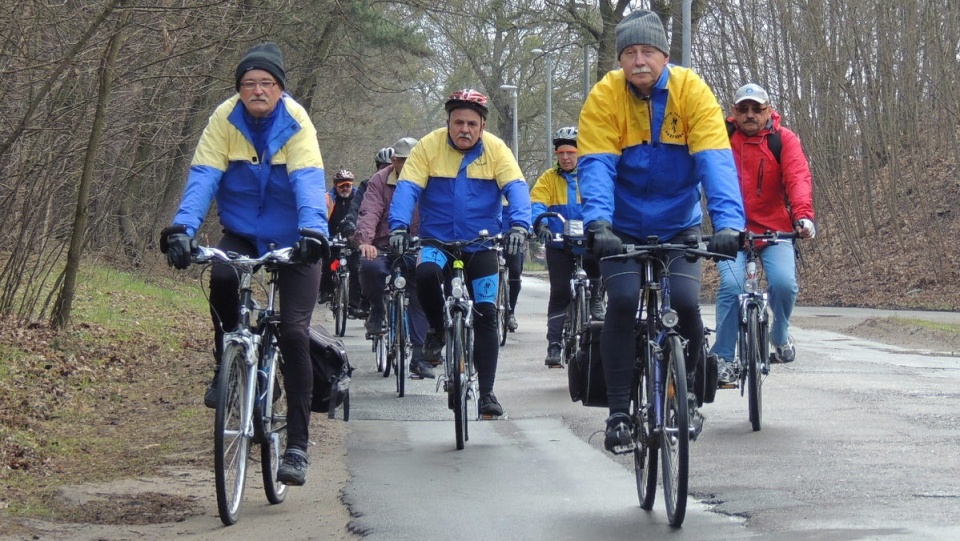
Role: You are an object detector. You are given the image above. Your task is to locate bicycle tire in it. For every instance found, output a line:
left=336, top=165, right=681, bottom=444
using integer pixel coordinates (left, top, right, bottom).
left=377, top=333, right=390, bottom=378
left=333, top=274, right=348, bottom=337
left=661, top=334, right=689, bottom=527
left=497, top=270, right=509, bottom=346
left=746, top=305, right=763, bottom=431
left=633, top=332, right=658, bottom=510
left=568, top=282, right=587, bottom=365
left=394, top=294, right=407, bottom=397
left=259, top=345, right=288, bottom=505
left=452, top=311, right=467, bottom=450
left=215, top=343, right=250, bottom=526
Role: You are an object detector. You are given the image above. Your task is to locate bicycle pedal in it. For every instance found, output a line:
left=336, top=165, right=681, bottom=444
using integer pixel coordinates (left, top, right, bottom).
left=408, top=374, right=425, bottom=380
left=479, top=413, right=507, bottom=421
left=610, top=442, right=637, bottom=454
left=718, top=383, right=738, bottom=390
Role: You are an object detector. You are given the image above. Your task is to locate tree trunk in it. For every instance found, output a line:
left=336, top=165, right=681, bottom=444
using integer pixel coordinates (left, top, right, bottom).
left=51, top=9, right=127, bottom=329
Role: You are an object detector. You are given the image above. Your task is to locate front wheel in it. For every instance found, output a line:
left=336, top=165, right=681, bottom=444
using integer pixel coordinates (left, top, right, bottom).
left=332, top=274, right=348, bottom=337
left=450, top=311, right=467, bottom=450
left=746, top=305, right=764, bottom=431
left=661, top=334, right=689, bottom=527
left=215, top=343, right=251, bottom=526
left=496, top=272, right=509, bottom=346
left=393, top=295, right=407, bottom=397
left=633, top=336, right=658, bottom=510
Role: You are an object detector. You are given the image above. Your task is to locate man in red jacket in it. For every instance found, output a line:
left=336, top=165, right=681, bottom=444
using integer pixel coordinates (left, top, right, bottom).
left=713, top=83, right=816, bottom=384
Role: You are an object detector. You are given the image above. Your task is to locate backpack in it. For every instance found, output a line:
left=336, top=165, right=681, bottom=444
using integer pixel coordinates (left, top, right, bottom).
left=726, top=119, right=781, bottom=164
left=567, top=321, right=608, bottom=408
left=309, top=325, right=353, bottom=419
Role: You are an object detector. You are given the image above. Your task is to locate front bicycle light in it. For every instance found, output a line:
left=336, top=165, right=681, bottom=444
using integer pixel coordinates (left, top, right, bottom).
left=661, top=308, right=680, bottom=328
left=451, top=276, right=465, bottom=299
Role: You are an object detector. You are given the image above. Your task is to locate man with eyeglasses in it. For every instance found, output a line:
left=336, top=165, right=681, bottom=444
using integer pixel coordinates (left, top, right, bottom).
left=160, top=43, right=328, bottom=487
left=712, top=83, right=816, bottom=385
left=577, top=10, right=745, bottom=454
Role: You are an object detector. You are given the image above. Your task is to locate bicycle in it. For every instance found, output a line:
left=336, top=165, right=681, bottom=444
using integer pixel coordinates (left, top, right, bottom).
left=327, top=234, right=352, bottom=337
left=423, top=232, right=499, bottom=450
left=602, top=236, right=730, bottom=527
left=533, top=211, right=592, bottom=368
left=381, top=241, right=422, bottom=396
left=191, top=234, right=328, bottom=526
left=725, top=230, right=800, bottom=431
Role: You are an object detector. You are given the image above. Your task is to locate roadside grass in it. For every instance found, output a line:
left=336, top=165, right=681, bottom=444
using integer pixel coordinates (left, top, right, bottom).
left=891, top=317, right=960, bottom=335
left=0, top=262, right=213, bottom=527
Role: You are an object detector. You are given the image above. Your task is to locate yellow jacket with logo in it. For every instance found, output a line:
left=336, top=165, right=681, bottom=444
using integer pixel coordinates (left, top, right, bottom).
left=578, top=65, right=744, bottom=239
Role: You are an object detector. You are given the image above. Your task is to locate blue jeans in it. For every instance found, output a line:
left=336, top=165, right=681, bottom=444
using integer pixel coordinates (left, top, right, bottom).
left=712, top=241, right=798, bottom=362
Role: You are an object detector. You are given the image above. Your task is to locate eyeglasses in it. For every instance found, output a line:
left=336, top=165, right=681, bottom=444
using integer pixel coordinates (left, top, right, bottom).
left=240, top=80, right=278, bottom=91
left=736, top=103, right=768, bottom=115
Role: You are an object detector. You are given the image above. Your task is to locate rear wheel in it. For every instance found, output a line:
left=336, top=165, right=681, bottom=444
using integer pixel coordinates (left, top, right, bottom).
left=661, top=334, right=689, bottom=527
left=746, top=306, right=763, bottom=431
left=377, top=333, right=389, bottom=377
left=215, top=343, right=250, bottom=526
left=259, top=347, right=288, bottom=505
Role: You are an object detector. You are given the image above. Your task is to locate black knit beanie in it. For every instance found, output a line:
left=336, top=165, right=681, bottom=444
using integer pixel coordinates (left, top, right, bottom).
left=235, top=43, right=286, bottom=91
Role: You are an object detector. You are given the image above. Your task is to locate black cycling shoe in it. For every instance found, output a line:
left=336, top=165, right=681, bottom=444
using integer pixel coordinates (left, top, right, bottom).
left=479, top=392, right=504, bottom=418
left=604, top=413, right=636, bottom=454
left=544, top=342, right=562, bottom=367
left=203, top=370, right=219, bottom=409
left=277, top=447, right=309, bottom=486
left=422, top=329, right=445, bottom=365
left=506, top=314, right=518, bottom=332
left=409, top=358, right=436, bottom=379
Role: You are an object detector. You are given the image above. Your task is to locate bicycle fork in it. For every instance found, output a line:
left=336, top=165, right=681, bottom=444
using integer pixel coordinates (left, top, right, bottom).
left=224, top=329, right=261, bottom=443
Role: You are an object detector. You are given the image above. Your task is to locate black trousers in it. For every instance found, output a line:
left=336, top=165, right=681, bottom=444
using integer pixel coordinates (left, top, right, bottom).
left=209, top=232, right=321, bottom=451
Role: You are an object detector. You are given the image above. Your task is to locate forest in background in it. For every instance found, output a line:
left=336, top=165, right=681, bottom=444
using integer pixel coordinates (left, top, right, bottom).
left=2, top=0, right=959, bottom=325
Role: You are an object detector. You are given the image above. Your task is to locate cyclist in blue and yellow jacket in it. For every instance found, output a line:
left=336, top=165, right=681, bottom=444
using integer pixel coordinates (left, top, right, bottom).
left=578, top=11, right=745, bottom=454
left=388, top=89, right=531, bottom=418
left=530, top=126, right=603, bottom=367
left=160, top=43, right=327, bottom=487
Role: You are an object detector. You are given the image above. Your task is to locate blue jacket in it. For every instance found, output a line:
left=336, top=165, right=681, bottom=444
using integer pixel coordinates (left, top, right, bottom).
left=172, top=94, right=328, bottom=255
left=389, top=127, right=531, bottom=251
left=578, top=65, right=744, bottom=240
left=530, top=166, right=582, bottom=249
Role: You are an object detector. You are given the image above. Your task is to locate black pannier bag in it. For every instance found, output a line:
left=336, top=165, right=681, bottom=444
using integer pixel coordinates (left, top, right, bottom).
left=309, top=325, right=353, bottom=420
left=567, top=320, right=608, bottom=407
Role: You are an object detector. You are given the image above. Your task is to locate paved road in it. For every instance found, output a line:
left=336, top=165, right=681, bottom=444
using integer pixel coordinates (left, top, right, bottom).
left=335, top=277, right=960, bottom=540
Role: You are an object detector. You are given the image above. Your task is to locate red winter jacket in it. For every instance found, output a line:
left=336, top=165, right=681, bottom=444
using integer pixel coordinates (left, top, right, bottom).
left=727, top=110, right=814, bottom=235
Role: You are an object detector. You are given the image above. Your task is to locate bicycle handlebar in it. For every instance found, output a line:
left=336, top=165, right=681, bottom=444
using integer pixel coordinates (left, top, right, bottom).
left=420, top=231, right=501, bottom=254
left=603, top=237, right=734, bottom=264
left=193, top=245, right=296, bottom=267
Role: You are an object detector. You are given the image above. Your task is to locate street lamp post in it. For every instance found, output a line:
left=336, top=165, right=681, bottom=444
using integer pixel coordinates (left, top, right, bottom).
left=499, top=84, right=519, bottom=160
left=531, top=48, right=552, bottom=170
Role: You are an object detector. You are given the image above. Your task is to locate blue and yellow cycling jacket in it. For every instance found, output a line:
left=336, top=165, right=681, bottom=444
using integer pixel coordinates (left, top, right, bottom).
left=172, top=94, right=328, bottom=255
left=530, top=166, right=582, bottom=249
left=578, top=65, right=744, bottom=239
left=389, top=127, right=531, bottom=250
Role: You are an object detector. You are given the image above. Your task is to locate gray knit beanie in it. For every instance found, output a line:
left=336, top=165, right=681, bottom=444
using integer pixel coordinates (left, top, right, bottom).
left=235, top=43, right=286, bottom=91
left=616, top=10, right=669, bottom=58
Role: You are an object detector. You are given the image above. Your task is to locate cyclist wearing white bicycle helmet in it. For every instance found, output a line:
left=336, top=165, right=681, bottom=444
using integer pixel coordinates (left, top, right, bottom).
left=388, top=88, right=531, bottom=418
left=530, top=126, right=604, bottom=367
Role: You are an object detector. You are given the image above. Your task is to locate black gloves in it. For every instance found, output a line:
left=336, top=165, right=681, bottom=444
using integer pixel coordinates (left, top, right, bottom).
left=536, top=223, right=552, bottom=245
left=707, top=228, right=741, bottom=259
left=339, top=221, right=356, bottom=238
left=159, top=224, right=194, bottom=270
left=505, top=226, right=528, bottom=256
left=587, top=221, right=621, bottom=259
left=294, top=228, right=329, bottom=265
left=389, top=228, right=410, bottom=254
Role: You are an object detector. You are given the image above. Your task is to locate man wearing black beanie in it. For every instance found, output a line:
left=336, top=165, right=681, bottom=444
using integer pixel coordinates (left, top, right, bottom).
left=160, top=42, right=327, bottom=489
